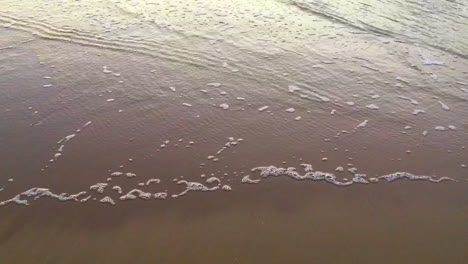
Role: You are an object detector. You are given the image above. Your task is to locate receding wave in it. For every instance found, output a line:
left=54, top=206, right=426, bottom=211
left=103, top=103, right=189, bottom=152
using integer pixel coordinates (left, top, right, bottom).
left=290, top=0, right=468, bottom=58
left=0, top=12, right=336, bottom=102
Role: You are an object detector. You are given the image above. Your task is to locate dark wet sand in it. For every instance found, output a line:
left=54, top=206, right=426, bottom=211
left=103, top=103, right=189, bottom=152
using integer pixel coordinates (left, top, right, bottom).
left=1, top=181, right=467, bottom=264
left=1, top=1, right=467, bottom=263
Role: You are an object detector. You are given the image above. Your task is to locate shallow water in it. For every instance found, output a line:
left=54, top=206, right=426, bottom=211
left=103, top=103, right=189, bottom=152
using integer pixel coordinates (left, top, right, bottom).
left=0, top=0, right=467, bottom=263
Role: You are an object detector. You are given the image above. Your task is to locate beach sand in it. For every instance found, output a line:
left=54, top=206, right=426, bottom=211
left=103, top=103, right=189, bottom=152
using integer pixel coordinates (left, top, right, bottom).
left=0, top=0, right=467, bottom=263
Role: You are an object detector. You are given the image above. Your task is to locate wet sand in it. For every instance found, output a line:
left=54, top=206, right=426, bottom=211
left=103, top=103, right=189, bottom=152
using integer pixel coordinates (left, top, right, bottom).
left=0, top=0, right=467, bottom=263
left=1, top=182, right=467, bottom=264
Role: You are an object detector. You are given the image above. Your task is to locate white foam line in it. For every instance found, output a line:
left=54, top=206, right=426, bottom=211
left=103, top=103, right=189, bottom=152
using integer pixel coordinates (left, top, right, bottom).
left=208, top=138, right=243, bottom=161
left=251, top=164, right=455, bottom=187
left=50, top=121, right=93, bottom=164
left=0, top=188, right=87, bottom=206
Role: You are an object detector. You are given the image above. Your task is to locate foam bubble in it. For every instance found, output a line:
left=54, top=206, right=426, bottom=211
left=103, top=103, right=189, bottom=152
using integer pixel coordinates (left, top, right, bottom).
left=335, top=166, right=344, bottom=172
left=206, top=177, right=221, bottom=184
left=80, top=195, right=92, bottom=203
left=89, top=183, right=108, bottom=193
left=356, top=120, right=368, bottom=129
left=288, top=85, right=300, bottom=93
left=285, top=108, right=295, bottom=113
left=418, top=49, right=444, bottom=66
left=438, top=101, right=450, bottom=111
left=398, top=96, right=419, bottom=105
left=258, top=106, right=269, bottom=112
left=154, top=192, right=168, bottom=199
left=83, top=121, right=92, bottom=128
left=222, top=185, right=232, bottom=191
left=112, top=186, right=123, bottom=194
left=220, top=103, right=229, bottom=110
left=146, top=179, right=161, bottom=185
left=369, top=178, right=379, bottom=183
left=58, top=134, right=76, bottom=144
left=396, top=76, right=409, bottom=84
left=366, top=104, right=379, bottom=110
left=125, top=172, right=137, bottom=178
left=241, top=175, right=260, bottom=184
left=316, top=95, right=330, bottom=102
left=182, top=103, right=193, bottom=107
left=412, top=109, right=425, bottom=115
left=102, top=66, right=112, bottom=73
left=120, top=189, right=152, bottom=201
left=99, top=196, right=115, bottom=205
left=172, top=180, right=219, bottom=198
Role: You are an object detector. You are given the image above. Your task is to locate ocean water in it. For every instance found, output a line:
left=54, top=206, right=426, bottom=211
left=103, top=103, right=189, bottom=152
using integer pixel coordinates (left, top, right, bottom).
left=0, top=0, right=467, bottom=263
